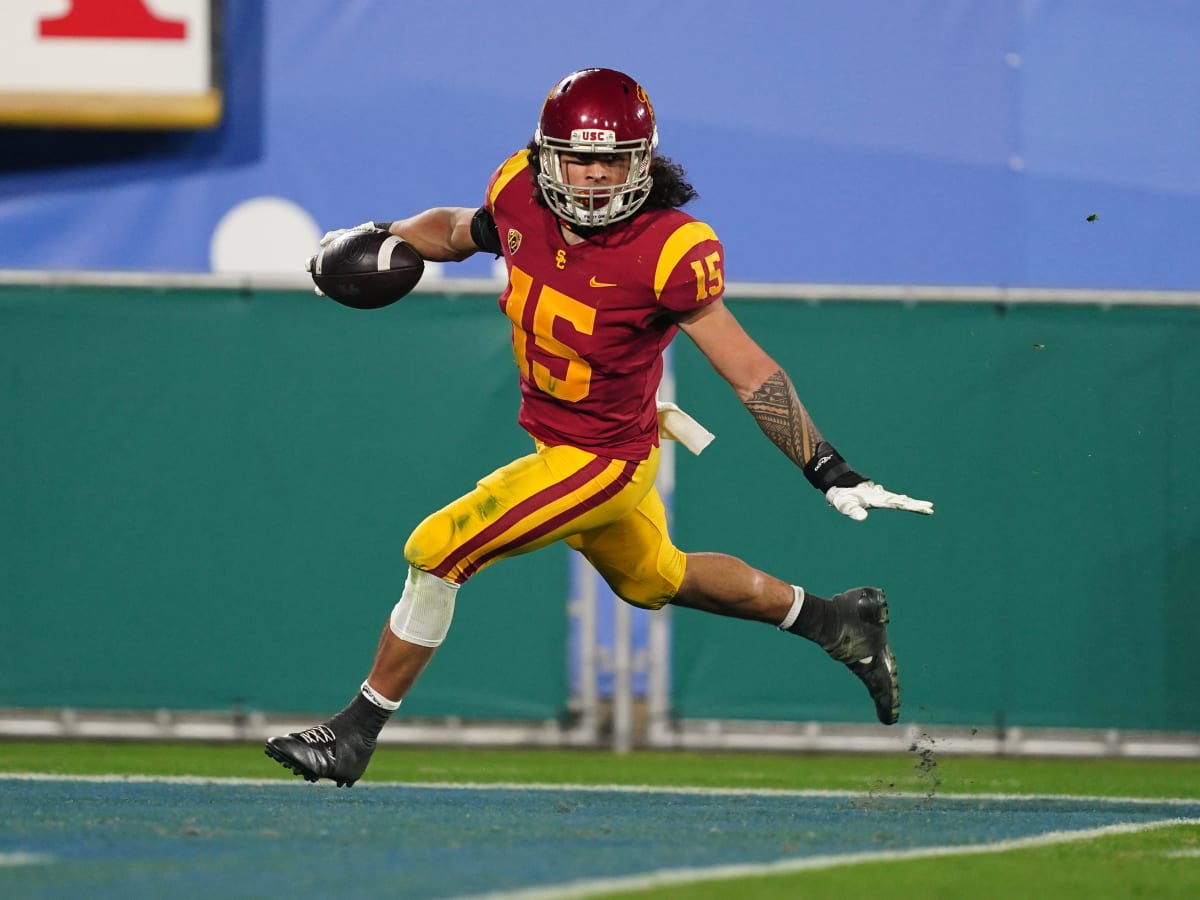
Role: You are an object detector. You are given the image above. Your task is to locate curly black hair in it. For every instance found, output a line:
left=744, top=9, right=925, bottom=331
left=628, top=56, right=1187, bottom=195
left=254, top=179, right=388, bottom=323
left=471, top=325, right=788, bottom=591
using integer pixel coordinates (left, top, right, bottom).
left=523, top=140, right=698, bottom=212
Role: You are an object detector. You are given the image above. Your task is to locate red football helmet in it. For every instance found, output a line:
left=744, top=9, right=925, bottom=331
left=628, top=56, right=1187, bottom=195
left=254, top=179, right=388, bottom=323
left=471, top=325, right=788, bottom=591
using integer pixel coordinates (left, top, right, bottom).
left=534, top=68, right=659, bottom=227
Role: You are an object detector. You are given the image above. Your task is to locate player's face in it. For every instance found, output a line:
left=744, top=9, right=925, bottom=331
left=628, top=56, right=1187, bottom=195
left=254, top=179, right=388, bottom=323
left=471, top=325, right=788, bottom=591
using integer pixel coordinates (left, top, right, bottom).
left=559, top=152, right=633, bottom=189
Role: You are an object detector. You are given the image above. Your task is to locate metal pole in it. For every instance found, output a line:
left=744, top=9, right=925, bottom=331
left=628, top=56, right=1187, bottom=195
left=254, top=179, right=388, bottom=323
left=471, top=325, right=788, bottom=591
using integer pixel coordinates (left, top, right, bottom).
left=569, top=554, right=600, bottom=744
left=611, top=590, right=633, bottom=753
left=645, top=346, right=676, bottom=747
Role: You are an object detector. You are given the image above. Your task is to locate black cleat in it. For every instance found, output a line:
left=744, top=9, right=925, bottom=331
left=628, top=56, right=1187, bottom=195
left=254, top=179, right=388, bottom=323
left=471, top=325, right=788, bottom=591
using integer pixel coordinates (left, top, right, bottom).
left=823, top=587, right=901, bottom=725
left=264, top=721, right=376, bottom=787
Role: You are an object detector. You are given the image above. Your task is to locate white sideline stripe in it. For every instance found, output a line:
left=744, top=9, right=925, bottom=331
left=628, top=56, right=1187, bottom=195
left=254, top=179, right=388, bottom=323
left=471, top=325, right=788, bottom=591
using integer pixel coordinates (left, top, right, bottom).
left=0, top=852, right=54, bottom=867
left=461, top=818, right=1200, bottom=900
left=2, top=772, right=1200, bottom=808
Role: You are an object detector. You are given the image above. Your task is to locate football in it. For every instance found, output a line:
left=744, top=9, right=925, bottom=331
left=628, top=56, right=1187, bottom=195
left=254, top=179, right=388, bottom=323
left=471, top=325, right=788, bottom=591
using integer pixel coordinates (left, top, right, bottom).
left=309, top=228, right=424, bottom=309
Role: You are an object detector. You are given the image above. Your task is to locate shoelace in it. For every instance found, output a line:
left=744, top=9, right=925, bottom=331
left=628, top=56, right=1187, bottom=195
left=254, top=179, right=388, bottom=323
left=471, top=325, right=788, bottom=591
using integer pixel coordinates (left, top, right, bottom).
left=295, top=724, right=336, bottom=745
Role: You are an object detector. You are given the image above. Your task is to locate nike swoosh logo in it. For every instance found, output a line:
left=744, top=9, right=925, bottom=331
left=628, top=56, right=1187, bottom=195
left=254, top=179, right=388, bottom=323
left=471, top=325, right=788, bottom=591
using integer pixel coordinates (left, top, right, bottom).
left=589, top=276, right=618, bottom=288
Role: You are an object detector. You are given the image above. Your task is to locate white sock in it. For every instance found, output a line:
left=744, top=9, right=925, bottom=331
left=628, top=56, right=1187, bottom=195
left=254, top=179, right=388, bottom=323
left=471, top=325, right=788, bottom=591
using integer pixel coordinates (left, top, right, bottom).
left=360, top=680, right=401, bottom=711
left=777, top=585, right=805, bottom=631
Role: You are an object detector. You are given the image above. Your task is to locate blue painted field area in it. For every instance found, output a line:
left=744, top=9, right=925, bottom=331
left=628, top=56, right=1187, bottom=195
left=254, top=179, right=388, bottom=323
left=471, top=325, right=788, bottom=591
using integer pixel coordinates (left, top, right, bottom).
left=2, top=777, right=1197, bottom=899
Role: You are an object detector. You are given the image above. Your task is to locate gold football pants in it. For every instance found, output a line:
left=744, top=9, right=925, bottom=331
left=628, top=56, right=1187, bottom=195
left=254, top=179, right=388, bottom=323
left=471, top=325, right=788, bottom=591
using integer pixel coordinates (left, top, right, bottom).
left=403, top=442, right=685, bottom=609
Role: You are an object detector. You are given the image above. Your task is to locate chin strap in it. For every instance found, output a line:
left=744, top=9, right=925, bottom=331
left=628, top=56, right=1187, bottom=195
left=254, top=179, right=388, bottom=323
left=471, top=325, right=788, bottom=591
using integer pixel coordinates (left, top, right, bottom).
left=559, top=218, right=607, bottom=240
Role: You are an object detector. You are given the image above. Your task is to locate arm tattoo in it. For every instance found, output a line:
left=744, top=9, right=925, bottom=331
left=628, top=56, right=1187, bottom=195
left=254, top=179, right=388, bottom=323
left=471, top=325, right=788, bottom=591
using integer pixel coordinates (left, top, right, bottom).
left=744, top=369, right=824, bottom=469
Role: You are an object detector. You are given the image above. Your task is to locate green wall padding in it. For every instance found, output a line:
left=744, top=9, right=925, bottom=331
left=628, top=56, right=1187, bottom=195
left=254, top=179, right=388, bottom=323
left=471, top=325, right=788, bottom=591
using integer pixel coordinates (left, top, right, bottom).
left=670, top=298, right=1200, bottom=730
left=0, top=285, right=567, bottom=719
left=4, top=285, right=1198, bottom=732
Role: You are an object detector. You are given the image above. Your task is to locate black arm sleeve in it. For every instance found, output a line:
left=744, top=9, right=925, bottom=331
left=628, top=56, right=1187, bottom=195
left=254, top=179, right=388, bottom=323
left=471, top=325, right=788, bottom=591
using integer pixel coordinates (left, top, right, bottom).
left=470, top=206, right=503, bottom=258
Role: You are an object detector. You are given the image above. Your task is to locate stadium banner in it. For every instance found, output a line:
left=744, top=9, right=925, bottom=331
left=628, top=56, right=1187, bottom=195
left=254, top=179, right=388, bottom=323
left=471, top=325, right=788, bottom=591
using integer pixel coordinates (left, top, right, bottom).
left=0, top=2, right=1199, bottom=288
left=0, top=0, right=221, bottom=128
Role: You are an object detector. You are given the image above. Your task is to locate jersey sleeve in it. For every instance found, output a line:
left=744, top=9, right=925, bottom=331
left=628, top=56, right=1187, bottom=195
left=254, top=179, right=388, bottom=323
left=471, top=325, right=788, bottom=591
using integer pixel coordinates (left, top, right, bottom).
left=652, top=220, right=725, bottom=315
left=484, top=150, right=533, bottom=214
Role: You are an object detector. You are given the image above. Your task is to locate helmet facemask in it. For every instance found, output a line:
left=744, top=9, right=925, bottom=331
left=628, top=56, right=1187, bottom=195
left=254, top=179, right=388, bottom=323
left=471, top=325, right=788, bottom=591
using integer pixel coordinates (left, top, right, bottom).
left=535, top=130, right=656, bottom=227
left=533, top=68, right=660, bottom=228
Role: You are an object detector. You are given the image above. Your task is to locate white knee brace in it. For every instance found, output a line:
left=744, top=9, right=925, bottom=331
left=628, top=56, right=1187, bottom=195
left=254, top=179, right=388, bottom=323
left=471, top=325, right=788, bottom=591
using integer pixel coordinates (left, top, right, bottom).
left=389, top=566, right=459, bottom=647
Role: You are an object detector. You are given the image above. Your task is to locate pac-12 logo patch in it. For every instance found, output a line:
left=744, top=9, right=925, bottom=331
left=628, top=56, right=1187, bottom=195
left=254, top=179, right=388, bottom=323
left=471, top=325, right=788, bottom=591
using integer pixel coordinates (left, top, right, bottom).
left=507, top=228, right=522, bottom=254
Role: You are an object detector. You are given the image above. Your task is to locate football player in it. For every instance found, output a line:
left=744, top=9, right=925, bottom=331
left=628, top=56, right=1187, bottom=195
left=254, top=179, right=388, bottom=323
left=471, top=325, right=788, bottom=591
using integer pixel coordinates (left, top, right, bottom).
left=266, top=67, right=933, bottom=786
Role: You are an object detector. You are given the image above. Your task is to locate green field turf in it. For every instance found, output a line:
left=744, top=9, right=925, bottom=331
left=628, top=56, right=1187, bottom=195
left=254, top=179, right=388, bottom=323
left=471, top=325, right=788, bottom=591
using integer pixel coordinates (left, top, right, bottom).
left=3, top=740, right=1199, bottom=899
left=2, top=740, right=1197, bottom=798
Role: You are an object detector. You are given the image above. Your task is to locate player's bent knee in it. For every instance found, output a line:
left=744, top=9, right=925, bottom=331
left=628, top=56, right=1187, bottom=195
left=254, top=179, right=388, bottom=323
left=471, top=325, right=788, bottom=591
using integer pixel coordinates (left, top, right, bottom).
left=390, top=566, right=459, bottom=647
left=613, top=582, right=674, bottom=611
left=589, top=557, right=681, bottom=611
left=622, top=592, right=672, bottom=611
left=403, top=511, right=457, bottom=572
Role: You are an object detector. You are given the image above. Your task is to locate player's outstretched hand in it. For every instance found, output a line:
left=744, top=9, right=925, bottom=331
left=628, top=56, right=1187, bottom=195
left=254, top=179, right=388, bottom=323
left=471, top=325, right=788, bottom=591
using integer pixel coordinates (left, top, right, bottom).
left=825, top=481, right=934, bottom=522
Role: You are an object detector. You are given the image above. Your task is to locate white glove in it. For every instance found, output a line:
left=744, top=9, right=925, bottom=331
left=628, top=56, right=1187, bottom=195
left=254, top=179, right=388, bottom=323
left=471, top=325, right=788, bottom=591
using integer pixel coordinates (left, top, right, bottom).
left=302, top=251, right=323, bottom=296
left=306, top=222, right=388, bottom=295
left=825, top=481, right=934, bottom=522
left=319, top=221, right=382, bottom=247
left=655, top=401, right=715, bottom=455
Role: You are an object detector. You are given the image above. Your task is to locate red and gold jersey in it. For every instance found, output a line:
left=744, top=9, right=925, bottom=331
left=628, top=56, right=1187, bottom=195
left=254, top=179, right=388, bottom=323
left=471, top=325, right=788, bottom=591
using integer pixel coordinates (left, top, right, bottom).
left=485, top=150, right=725, bottom=460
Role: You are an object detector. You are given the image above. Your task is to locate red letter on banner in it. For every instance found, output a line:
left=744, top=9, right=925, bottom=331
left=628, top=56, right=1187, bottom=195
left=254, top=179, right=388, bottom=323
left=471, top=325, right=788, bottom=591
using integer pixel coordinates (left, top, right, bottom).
left=40, top=0, right=187, bottom=40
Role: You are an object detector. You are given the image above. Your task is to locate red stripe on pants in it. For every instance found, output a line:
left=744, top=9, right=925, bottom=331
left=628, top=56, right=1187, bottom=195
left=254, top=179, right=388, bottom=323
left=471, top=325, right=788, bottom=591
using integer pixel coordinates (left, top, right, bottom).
left=458, top=458, right=639, bottom=580
left=428, top=455, right=614, bottom=581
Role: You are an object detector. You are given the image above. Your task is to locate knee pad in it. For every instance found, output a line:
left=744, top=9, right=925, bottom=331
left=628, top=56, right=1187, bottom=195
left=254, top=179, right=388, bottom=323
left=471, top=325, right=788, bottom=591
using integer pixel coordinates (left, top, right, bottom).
left=390, top=566, right=459, bottom=647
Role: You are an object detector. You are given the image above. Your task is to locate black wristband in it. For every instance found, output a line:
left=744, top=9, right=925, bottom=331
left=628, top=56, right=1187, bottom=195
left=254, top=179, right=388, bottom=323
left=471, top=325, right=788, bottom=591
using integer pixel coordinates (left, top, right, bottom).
left=803, top=441, right=866, bottom=492
left=372, top=221, right=394, bottom=232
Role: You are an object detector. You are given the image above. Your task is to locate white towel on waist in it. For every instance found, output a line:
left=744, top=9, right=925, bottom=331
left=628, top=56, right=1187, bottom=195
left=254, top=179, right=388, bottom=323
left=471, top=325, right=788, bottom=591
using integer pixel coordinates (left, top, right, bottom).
left=655, top=401, right=715, bottom=455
